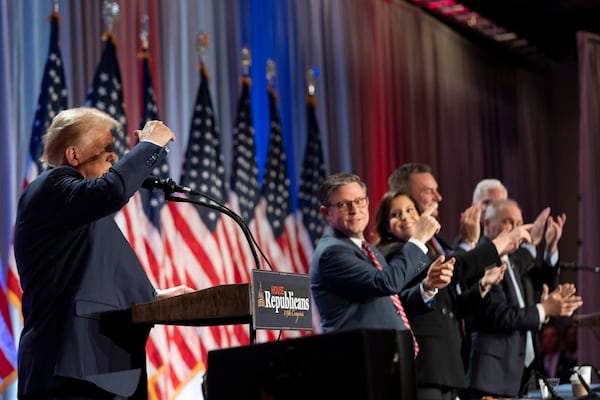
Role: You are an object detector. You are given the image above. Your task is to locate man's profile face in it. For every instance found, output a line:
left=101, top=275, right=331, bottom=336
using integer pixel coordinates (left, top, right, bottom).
left=409, top=172, right=442, bottom=218
left=484, top=202, right=523, bottom=240
left=73, top=127, right=117, bottom=179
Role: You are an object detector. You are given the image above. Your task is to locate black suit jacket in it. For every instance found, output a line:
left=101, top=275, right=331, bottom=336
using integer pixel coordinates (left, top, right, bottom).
left=14, top=142, right=166, bottom=397
left=467, top=248, right=559, bottom=397
left=381, top=239, right=501, bottom=389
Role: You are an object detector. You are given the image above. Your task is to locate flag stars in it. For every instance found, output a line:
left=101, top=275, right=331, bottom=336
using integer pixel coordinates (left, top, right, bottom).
left=179, top=71, right=227, bottom=231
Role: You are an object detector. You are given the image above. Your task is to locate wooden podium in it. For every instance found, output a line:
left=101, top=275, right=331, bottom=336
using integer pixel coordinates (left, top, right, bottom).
left=132, top=283, right=253, bottom=327
left=132, top=286, right=416, bottom=399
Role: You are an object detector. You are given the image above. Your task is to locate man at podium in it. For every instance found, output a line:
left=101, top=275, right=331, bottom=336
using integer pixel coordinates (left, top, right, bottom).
left=14, top=107, right=190, bottom=399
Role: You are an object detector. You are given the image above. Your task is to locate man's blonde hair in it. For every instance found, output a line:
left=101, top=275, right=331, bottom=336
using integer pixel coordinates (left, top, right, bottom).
left=42, top=107, right=120, bottom=166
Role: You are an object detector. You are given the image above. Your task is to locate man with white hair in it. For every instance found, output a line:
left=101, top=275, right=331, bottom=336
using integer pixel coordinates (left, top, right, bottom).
left=466, top=198, right=577, bottom=399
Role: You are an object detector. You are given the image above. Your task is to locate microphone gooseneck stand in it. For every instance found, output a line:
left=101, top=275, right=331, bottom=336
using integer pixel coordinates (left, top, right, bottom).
left=166, top=194, right=264, bottom=273
left=163, top=186, right=272, bottom=345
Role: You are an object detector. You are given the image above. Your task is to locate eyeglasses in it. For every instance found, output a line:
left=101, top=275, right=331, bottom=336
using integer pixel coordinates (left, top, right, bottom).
left=325, top=196, right=369, bottom=211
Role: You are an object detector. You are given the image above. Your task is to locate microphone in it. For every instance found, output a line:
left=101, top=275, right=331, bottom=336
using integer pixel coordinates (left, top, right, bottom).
left=142, top=176, right=197, bottom=195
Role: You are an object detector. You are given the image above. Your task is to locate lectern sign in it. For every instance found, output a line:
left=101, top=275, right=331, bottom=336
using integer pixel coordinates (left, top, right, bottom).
left=251, top=270, right=312, bottom=330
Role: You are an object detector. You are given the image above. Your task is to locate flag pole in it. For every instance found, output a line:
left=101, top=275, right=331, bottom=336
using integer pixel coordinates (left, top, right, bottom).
left=241, top=47, right=251, bottom=78
left=266, top=58, right=276, bottom=89
left=306, top=68, right=317, bottom=97
left=140, top=14, right=149, bottom=52
left=102, top=0, right=119, bottom=36
left=196, top=32, right=209, bottom=66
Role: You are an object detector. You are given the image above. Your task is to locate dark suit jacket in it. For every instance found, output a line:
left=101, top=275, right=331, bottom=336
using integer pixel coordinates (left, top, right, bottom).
left=382, top=239, right=501, bottom=390
left=466, top=248, right=559, bottom=397
left=14, top=142, right=166, bottom=398
left=310, top=227, right=431, bottom=333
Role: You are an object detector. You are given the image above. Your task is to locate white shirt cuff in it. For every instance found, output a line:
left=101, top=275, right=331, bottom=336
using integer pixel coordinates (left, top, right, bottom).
left=408, top=238, right=428, bottom=254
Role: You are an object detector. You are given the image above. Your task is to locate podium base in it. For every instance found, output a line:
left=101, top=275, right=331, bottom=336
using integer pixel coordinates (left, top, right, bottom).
left=206, top=329, right=416, bottom=400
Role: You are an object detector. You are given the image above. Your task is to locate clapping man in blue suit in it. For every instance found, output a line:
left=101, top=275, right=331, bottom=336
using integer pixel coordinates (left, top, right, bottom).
left=14, top=107, right=192, bottom=399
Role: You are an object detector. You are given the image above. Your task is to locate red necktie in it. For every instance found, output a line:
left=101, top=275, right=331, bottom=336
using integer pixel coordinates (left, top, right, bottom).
left=362, top=240, right=419, bottom=357
left=430, top=236, right=445, bottom=255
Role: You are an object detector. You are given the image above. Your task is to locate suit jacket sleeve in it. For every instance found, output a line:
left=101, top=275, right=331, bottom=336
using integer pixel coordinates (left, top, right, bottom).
left=46, top=141, right=166, bottom=229
left=315, top=236, right=430, bottom=298
left=401, top=281, right=435, bottom=315
left=476, top=279, right=541, bottom=333
left=453, top=237, right=502, bottom=286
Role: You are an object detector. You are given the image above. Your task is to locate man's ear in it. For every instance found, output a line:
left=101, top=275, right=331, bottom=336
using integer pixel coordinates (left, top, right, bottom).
left=64, top=145, right=79, bottom=167
left=320, top=205, right=329, bottom=219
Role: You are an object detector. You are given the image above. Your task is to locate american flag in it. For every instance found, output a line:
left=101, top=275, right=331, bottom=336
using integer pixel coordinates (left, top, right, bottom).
left=84, top=33, right=128, bottom=158
left=262, top=88, right=291, bottom=240
left=230, top=78, right=260, bottom=226
left=298, top=94, right=327, bottom=248
left=297, top=93, right=327, bottom=334
left=161, top=63, right=254, bottom=397
left=251, top=87, right=290, bottom=276
left=134, top=48, right=171, bottom=400
left=227, top=77, right=263, bottom=283
left=0, top=261, right=17, bottom=393
left=253, top=87, right=313, bottom=340
left=169, top=62, right=230, bottom=289
left=5, top=11, right=68, bottom=391
left=138, top=54, right=170, bottom=231
left=179, top=64, right=227, bottom=231
left=227, top=78, right=282, bottom=344
left=133, top=50, right=169, bottom=284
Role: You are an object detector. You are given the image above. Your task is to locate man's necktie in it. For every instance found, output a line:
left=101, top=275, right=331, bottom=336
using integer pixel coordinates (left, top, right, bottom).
left=362, top=240, right=419, bottom=357
left=504, top=256, right=535, bottom=366
left=430, top=236, right=446, bottom=255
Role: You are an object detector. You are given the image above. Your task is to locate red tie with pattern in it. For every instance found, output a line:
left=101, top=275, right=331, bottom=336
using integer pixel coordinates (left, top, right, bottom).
left=362, top=240, right=419, bottom=357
